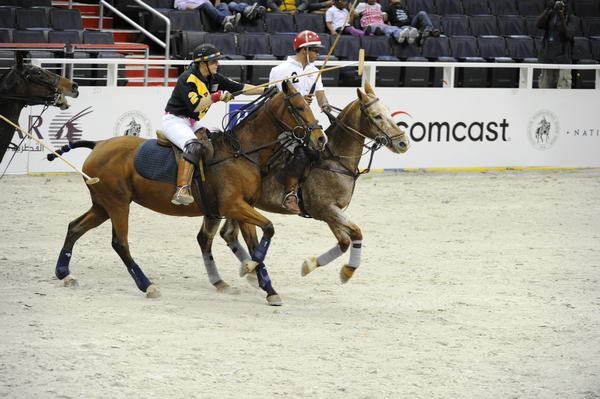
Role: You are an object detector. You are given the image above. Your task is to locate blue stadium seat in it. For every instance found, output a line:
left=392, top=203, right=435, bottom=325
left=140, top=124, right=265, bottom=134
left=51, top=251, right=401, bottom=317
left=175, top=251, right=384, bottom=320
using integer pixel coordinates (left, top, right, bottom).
left=333, top=35, right=361, bottom=60
left=497, top=15, right=528, bottom=36
left=0, top=7, right=15, bottom=29
left=48, top=29, right=81, bottom=44
left=239, top=32, right=275, bottom=84
left=441, top=15, right=470, bottom=36
left=13, top=28, right=46, bottom=42
left=0, top=28, right=12, bottom=42
left=16, top=7, right=49, bottom=30
left=506, top=35, right=537, bottom=62
left=526, top=16, right=544, bottom=37
left=489, top=0, right=519, bottom=16
left=270, top=32, right=295, bottom=58
left=570, top=15, right=584, bottom=37
left=572, top=36, right=597, bottom=63
left=422, top=36, right=455, bottom=60
left=582, top=17, right=600, bottom=36
left=469, top=15, right=498, bottom=36
left=0, top=0, right=18, bottom=6
left=462, top=0, right=490, bottom=15
left=393, top=41, right=422, bottom=59
left=237, top=16, right=266, bottom=33
left=294, top=13, right=325, bottom=33
left=591, top=36, right=600, bottom=60
left=169, top=9, right=203, bottom=31
left=407, top=0, right=437, bottom=14
left=205, top=32, right=239, bottom=56
left=50, top=8, right=83, bottom=31
left=22, top=0, right=51, bottom=7
left=573, top=0, right=600, bottom=17
left=265, top=13, right=294, bottom=33
left=449, top=35, right=487, bottom=87
left=362, top=35, right=393, bottom=59
left=375, top=56, right=401, bottom=87
left=519, top=0, right=545, bottom=16
left=434, top=0, right=463, bottom=15
left=478, top=35, right=509, bottom=61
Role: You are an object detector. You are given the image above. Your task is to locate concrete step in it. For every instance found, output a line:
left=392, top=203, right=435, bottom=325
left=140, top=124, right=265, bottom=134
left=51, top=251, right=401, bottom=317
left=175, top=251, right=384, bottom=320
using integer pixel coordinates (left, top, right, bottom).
left=111, top=30, right=139, bottom=43
left=53, top=2, right=100, bottom=16
left=83, top=15, right=113, bottom=29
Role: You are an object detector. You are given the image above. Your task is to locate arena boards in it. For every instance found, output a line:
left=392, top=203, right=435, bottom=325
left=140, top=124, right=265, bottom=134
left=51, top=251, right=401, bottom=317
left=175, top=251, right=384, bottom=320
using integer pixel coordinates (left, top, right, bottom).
left=2, top=86, right=600, bottom=174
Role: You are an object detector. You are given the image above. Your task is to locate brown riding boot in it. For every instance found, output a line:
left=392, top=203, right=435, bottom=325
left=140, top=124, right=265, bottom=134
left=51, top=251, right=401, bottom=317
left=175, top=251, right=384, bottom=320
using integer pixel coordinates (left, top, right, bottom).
left=171, top=158, right=195, bottom=206
left=282, top=178, right=301, bottom=214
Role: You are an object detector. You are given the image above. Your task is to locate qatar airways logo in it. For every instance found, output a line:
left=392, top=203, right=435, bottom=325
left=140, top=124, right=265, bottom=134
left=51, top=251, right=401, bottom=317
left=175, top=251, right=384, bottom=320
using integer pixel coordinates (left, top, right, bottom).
left=392, top=111, right=511, bottom=143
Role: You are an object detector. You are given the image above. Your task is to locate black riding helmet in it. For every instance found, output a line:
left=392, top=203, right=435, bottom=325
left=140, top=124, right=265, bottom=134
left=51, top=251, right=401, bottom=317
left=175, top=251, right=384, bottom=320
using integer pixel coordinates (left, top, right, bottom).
left=193, top=44, right=222, bottom=63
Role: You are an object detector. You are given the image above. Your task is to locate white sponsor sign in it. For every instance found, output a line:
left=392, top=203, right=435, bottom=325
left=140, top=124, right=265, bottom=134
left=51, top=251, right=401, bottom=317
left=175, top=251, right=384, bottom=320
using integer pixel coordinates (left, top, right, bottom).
left=1, top=86, right=599, bottom=175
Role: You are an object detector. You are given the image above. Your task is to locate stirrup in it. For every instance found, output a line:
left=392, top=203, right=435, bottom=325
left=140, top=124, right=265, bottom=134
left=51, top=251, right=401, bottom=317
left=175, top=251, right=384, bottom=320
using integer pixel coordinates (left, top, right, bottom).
left=282, top=191, right=300, bottom=214
left=171, top=185, right=194, bottom=206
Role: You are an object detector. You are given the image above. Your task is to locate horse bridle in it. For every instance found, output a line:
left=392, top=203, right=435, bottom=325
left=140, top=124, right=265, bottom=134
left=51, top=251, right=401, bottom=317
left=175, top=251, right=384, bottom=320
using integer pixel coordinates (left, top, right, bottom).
left=272, top=90, right=323, bottom=144
left=0, top=65, right=63, bottom=107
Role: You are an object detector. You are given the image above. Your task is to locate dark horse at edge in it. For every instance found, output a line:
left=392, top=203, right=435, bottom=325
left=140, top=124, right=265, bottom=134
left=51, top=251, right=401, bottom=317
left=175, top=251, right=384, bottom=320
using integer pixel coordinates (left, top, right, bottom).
left=0, top=51, right=79, bottom=163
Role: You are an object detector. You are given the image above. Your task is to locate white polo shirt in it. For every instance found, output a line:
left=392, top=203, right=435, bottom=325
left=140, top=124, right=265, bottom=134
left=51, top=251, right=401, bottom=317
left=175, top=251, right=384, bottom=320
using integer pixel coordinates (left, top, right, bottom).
left=269, top=56, right=324, bottom=96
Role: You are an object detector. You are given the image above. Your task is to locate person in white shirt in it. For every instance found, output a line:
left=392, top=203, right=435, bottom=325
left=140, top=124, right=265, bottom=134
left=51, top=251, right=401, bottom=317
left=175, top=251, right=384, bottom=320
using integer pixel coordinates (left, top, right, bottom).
left=325, top=0, right=364, bottom=35
left=268, top=30, right=332, bottom=213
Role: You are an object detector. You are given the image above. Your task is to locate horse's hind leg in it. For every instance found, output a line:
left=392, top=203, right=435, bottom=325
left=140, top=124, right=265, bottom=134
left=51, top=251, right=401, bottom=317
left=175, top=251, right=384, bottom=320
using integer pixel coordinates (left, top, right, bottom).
left=108, top=204, right=159, bottom=298
left=302, top=207, right=363, bottom=283
left=55, top=203, right=109, bottom=286
left=197, top=217, right=237, bottom=293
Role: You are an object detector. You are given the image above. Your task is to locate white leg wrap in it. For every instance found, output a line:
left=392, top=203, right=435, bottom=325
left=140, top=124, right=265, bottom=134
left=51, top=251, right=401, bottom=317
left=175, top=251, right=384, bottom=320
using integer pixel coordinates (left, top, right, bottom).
left=203, top=253, right=222, bottom=285
left=316, top=245, right=344, bottom=267
left=348, top=240, right=362, bottom=268
left=227, top=240, right=251, bottom=262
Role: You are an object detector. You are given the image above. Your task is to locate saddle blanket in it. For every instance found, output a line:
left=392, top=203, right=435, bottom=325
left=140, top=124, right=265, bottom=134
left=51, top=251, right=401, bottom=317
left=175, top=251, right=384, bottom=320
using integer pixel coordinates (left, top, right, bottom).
left=133, top=139, right=177, bottom=184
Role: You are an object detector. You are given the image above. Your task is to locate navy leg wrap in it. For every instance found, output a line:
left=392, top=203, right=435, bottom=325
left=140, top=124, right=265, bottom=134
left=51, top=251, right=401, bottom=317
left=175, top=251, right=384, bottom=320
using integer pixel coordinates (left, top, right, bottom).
left=255, top=263, right=275, bottom=294
left=251, top=236, right=271, bottom=263
left=55, top=248, right=72, bottom=280
left=128, top=264, right=152, bottom=292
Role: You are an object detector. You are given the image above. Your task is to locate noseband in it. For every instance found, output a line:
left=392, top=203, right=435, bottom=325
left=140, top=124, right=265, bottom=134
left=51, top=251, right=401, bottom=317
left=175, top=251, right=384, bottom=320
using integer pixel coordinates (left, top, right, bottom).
left=0, top=65, right=63, bottom=107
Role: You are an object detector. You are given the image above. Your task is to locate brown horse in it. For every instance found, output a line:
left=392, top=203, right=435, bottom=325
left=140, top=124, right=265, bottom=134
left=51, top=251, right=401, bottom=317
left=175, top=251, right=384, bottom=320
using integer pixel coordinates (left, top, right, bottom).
left=53, top=81, right=326, bottom=305
left=196, top=82, right=409, bottom=294
left=0, top=52, right=79, bottom=163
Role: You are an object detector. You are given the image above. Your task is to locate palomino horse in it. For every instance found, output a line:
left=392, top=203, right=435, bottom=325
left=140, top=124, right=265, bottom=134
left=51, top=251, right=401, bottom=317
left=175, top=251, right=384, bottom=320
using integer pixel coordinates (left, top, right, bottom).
left=52, top=81, right=326, bottom=305
left=196, top=82, right=409, bottom=294
left=0, top=52, right=79, bottom=163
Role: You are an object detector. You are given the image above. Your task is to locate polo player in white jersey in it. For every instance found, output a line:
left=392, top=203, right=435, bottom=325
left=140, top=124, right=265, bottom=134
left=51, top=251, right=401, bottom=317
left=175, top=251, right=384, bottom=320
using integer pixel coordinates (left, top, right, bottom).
left=269, top=30, right=332, bottom=213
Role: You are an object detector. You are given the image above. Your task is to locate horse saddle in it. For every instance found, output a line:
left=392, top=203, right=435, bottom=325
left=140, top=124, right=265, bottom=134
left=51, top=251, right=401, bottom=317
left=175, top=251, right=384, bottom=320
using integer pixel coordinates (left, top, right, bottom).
left=133, top=129, right=218, bottom=217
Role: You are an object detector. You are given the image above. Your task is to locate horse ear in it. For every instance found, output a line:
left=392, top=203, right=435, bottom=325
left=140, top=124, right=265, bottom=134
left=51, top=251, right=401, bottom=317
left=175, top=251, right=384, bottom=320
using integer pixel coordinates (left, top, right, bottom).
left=15, top=51, right=25, bottom=69
left=364, top=80, right=375, bottom=95
left=281, top=80, right=290, bottom=94
left=356, top=87, right=369, bottom=103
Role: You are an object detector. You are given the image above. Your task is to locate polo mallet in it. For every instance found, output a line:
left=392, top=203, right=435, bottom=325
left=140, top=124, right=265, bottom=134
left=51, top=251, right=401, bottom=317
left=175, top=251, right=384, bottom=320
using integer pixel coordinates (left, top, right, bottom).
left=231, top=51, right=365, bottom=98
left=0, top=113, right=100, bottom=185
left=309, top=0, right=362, bottom=95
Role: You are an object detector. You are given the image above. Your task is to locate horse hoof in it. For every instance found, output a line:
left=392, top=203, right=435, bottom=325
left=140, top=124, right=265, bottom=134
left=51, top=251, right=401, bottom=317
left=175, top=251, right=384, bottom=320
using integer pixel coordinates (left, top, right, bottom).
left=63, top=275, right=78, bottom=287
left=301, top=256, right=318, bottom=276
left=240, top=260, right=258, bottom=276
left=146, top=285, right=161, bottom=298
left=246, top=273, right=260, bottom=290
left=267, top=294, right=283, bottom=306
left=339, top=265, right=356, bottom=284
left=214, top=280, right=239, bottom=294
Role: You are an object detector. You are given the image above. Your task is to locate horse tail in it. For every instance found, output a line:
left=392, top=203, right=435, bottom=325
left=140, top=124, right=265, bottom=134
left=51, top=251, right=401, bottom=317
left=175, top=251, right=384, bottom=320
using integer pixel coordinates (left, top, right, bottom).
left=47, top=140, right=97, bottom=161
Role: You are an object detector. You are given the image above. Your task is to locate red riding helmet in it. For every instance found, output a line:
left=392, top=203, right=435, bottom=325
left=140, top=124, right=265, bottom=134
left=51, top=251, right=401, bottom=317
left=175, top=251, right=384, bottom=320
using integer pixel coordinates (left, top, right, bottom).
left=293, top=30, right=323, bottom=51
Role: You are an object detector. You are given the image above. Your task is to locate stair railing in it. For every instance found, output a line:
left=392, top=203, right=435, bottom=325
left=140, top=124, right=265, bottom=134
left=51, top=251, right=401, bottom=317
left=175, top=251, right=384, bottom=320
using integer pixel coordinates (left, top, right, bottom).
left=98, top=0, right=170, bottom=86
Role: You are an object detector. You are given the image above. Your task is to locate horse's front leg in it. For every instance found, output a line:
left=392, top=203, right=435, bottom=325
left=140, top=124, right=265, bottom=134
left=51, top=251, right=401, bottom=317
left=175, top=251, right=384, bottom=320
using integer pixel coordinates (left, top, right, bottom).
left=197, top=217, right=239, bottom=294
left=221, top=201, right=282, bottom=306
left=302, top=206, right=363, bottom=283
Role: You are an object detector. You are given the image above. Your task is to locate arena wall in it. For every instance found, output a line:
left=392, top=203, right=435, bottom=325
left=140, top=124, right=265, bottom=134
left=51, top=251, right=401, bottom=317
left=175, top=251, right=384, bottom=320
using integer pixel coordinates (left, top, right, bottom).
left=2, top=86, right=600, bottom=174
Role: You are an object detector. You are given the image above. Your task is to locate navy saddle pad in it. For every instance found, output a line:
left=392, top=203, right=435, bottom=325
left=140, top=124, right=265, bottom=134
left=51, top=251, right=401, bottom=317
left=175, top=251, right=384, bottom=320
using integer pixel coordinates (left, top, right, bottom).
left=134, top=139, right=177, bottom=184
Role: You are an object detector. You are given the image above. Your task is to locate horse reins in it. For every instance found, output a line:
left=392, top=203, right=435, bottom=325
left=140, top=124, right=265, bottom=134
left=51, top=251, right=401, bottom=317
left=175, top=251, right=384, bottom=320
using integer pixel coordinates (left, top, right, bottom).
left=0, top=66, right=63, bottom=107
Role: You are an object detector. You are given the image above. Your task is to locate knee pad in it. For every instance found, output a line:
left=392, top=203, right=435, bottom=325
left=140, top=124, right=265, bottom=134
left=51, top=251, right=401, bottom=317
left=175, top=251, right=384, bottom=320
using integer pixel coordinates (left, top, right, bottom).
left=183, top=138, right=204, bottom=164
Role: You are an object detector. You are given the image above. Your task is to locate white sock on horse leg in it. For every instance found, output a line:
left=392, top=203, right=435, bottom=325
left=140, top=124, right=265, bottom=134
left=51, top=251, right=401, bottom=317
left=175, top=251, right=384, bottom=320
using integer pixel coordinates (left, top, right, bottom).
left=316, top=245, right=344, bottom=267
left=227, top=240, right=251, bottom=262
left=203, top=253, right=222, bottom=285
left=348, top=240, right=362, bottom=268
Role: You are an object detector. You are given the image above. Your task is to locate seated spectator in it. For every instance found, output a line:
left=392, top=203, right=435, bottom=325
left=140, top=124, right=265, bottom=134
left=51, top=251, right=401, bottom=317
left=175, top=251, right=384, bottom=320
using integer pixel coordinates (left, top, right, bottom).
left=298, top=0, right=333, bottom=13
left=353, top=0, right=407, bottom=44
left=175, top=0, right=241, bottom=32
left=279, top=0, right=297, bottom=12
left=325, top=0, right=364, bottom=35
left=386, top=0, right=439, bottom=45
left=219, top=0, right=266, bottom=20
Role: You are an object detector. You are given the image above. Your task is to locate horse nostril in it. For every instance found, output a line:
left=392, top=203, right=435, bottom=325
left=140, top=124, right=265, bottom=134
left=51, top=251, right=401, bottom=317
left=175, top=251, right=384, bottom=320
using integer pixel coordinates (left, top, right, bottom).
left=317, top=135, right=327, bottom=147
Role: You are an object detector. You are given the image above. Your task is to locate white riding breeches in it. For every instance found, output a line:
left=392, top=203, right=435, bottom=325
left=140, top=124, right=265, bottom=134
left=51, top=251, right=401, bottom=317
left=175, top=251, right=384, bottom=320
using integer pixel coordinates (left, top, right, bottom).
left=161, top=113, right=203, bottom=150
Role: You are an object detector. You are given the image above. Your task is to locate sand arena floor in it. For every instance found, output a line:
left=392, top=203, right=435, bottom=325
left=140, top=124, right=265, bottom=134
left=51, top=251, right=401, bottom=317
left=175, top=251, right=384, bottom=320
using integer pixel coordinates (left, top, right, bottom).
left=0, top=170, right=599, bottom=398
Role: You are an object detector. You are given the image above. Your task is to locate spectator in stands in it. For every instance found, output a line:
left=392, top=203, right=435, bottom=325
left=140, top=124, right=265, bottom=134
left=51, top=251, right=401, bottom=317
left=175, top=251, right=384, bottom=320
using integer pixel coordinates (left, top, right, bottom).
left=219, top=1, right=266, bottom=21
left=162, top=44, right=264, bottom=206
left=279, top=0, right=297, bottom=12
left=386, top=0, right=439, bottom=45
left=268, top=30, right=332, bottom=213
left=537, top=0, right=574, bottom=88
left=174, top=0, right=241, bottom=32
left=326, top=0, right=365, bottom=36
left=353, top=0, right=406, bottom=44
left=298, top=0, right=333, bottom=13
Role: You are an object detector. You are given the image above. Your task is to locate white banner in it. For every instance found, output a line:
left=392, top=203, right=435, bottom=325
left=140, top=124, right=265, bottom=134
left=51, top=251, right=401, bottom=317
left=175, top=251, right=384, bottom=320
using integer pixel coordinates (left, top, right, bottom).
left=1, top=86, right=599, bottom=175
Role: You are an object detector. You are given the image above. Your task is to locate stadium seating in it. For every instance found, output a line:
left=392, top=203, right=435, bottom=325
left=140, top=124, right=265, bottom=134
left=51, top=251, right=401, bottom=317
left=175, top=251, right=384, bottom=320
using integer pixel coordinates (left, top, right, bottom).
left=294, top=13, right=325, bottom=34
left=488, top=0, right=519, bottom=16
left=435, top=0, right=463, bottom=15
left=265, top=13, right=295, bottom=33
left=469, top=15, right=498, bottom=36
left=462, top=0, right=490, bottom=15
left=519, top=0, right=545, bottom=16
left=362, top=35, right=394, bottom=59
left=50, top=8, right=83, bottom=31
left=441, top=15, right=470, bottom=36
left=16, top=8, right=50, bottom=30
left=407, top=0, right=437, bottom=15
left=0, top=7, right=15, bottom=29
left=497, top=15, right=528, bottom=36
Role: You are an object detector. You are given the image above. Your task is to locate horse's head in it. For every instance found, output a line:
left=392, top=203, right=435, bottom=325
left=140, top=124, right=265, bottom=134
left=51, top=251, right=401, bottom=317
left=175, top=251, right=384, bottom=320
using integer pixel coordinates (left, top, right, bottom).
left=275, top=80, right=328, bottom=151
left=355, top=81, right=409, bottom=154
left=0, top=52, right=79, bottom=110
